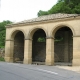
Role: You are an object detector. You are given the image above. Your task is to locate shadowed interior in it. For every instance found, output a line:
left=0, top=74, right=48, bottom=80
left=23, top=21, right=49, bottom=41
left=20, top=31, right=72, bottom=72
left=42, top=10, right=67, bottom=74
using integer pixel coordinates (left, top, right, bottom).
left=54, top=27, right=73, bottom=63
left=32, top=29, right=46, bottom=62
left=13, top=31, right=24, bottom=62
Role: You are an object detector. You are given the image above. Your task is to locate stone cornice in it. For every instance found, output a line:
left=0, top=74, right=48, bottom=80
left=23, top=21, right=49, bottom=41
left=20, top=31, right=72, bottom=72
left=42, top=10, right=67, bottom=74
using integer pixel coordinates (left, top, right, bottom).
left=5, top=39, right=14, bottom=41
left=73, top=35, right=80, bottom=37
left=25, top=38, right=32, bottom=40
left=46, top=37, right=54, bottom=39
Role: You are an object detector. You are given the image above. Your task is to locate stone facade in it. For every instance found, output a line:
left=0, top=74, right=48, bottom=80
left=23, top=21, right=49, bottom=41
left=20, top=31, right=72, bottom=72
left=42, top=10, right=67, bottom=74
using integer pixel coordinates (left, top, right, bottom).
left=5, top=13, right=80, bottom=66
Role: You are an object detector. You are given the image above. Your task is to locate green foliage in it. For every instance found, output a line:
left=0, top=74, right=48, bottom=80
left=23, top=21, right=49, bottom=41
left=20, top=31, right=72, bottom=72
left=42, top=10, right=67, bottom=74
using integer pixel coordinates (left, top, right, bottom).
left=37, top=37, right=46, bottom=42
left=0, top=20, right=12, bottom=48
left=48, top=2, right=65, bottom=14
left=38, top=10, right=48, bottom=17
left=0, top=57, right=5, bottom=61
left=37, top=0, right=80, bottom=16
left=55, top=36, right=63, bottom=42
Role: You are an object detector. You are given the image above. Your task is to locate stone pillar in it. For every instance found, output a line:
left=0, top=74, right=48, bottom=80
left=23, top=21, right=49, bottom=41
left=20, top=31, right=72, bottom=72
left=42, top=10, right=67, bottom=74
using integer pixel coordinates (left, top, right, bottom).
left=73, top=36, right=80, bottom=66
left=64, top=31, right=69, bottom=62
left=5, top=40, right=14, bottom=62
left=23, top=39, right=32, bottom=64
left=46, top=37, right=54, bottom=65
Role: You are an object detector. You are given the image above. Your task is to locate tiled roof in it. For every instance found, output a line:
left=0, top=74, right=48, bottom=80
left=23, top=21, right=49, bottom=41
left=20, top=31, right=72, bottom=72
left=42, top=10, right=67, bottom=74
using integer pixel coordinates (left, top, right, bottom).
left=20, top=13, right=79, bottom=23
left=7, top=13, right=80, bottom=26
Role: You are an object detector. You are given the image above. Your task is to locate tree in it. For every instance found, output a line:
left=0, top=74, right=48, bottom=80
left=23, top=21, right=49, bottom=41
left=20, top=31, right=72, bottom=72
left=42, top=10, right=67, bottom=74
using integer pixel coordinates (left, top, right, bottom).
left=37, top=10, right=48, bottom=17
left=37, top=0, right=80, bottom=17
left=0, top=20, right=12, bottom=48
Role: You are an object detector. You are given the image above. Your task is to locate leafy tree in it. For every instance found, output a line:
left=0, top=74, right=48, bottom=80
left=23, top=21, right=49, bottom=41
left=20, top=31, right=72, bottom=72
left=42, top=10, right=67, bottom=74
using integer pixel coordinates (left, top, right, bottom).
left=48, top=2, right=65, bottom=14
left=38, top=10, right=48, bottom=17
left=37, top=0, right=80, bottom=17
left=0, top=20, right=12, bottom=48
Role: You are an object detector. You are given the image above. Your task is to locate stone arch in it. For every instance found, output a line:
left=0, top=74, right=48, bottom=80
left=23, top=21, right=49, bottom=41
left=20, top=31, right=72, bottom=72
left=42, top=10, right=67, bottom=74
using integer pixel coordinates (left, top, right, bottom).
left=10, top=29, right=25, bottom=63
left=51, top=24, right=75, bottom=37
left=28, top=27, right=47, bottom=39
left=52, top=24, right=73, bottom=65
left=10, top=29, right=26, bottom=40
left=28, top=27, right=47, bottom=64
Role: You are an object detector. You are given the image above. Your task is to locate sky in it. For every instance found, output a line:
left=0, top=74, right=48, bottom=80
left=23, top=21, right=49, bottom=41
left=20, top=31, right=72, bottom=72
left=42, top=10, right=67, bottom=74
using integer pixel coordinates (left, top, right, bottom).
left=0, top=0, right=57, bottom=22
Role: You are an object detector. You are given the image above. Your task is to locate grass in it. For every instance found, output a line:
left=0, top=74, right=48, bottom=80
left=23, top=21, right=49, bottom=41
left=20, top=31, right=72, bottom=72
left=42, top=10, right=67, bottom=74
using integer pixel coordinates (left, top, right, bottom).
left=0, top=57, right=5, bottom=61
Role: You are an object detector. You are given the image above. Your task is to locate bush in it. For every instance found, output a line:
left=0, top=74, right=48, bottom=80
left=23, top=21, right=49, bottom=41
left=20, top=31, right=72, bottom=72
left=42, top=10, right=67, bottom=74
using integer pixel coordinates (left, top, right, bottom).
left=0, top=57, right=5, bottom=61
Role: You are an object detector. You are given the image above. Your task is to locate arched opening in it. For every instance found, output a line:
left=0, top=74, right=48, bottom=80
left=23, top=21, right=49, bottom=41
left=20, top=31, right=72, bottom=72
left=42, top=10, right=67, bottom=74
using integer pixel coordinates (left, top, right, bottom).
left=13, top=31, right=24, bottom=63
left=54, top=27, right=73, bottom=65
left=32, top=29, right=46, bottom=64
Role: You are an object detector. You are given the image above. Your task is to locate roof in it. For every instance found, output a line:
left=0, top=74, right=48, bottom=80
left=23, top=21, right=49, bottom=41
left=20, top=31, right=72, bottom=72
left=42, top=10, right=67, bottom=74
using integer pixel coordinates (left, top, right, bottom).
left=7, top=13, right=80, bottom=27
left=21, top=13, right=79, bottom=23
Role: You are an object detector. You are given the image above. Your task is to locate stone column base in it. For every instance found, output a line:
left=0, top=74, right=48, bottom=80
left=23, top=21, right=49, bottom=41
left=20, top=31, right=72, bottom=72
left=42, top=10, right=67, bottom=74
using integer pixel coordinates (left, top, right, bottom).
left=23, top=58, right=32, bottom=64
left=72, top=59, right=80, bottom=66
left=5, top=57, right=13, bottom=62
left=46, top=59, right=54, bottom=66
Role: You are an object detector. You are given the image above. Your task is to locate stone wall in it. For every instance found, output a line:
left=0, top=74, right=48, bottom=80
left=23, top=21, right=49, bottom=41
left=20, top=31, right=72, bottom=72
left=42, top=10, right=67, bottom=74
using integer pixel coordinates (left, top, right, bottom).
left=32, top=42, right=46, bottom=62
left=0, top=48, right=5, bottom=58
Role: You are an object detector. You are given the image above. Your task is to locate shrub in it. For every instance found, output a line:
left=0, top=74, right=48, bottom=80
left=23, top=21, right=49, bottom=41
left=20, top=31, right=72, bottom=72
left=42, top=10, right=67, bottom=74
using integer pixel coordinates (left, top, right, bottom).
left=0, top=57, right=5, bottom=61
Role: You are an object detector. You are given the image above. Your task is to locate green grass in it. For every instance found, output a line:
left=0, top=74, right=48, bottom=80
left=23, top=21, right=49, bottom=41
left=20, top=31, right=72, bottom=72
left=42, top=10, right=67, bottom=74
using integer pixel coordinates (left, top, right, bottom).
left=0, top=57, right=5, bottom=61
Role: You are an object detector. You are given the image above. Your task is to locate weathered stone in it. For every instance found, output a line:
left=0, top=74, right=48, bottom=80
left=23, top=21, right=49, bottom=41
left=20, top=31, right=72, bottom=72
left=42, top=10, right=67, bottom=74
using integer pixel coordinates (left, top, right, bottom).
left=5, top=13, right=80, bottom=66
left=0, top=48, right=5, bottom=58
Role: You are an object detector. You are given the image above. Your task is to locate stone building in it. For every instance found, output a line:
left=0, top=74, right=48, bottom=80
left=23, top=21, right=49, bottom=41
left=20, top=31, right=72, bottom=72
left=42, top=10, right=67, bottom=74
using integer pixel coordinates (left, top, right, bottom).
left=5, top=13, right=80, bottom=66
